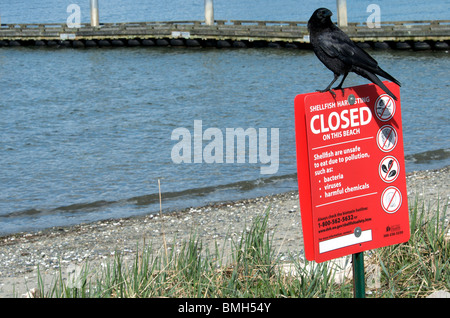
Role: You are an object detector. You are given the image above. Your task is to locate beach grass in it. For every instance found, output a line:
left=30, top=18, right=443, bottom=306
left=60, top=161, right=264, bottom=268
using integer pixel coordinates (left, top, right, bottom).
left=33, top=197, right=448, bottom=298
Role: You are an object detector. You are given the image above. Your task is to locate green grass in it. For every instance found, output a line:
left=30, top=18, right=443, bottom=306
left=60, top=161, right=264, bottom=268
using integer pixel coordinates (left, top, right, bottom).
left=32, top=197, right=448, bottom=298
left=372, top=197, right=449, bottom=297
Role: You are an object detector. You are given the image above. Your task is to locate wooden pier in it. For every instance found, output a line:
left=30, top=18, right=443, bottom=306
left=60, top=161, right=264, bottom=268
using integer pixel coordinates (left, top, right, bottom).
left=1, top=20, right=449, bottom=50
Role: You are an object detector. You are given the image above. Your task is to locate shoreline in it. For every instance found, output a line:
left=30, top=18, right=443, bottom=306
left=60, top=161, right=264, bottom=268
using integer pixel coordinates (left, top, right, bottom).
left=0, top=166, right=448, bottom=297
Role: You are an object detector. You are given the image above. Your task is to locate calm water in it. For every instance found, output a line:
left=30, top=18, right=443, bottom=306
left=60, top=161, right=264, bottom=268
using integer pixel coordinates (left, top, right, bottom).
left=0, top=1, right=449, bottom=235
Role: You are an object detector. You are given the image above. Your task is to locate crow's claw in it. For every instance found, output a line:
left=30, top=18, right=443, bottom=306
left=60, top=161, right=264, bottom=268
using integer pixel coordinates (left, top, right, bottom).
left=332, top=86, right=345, bottom=95
left=316, top=89, right=336, bottom=98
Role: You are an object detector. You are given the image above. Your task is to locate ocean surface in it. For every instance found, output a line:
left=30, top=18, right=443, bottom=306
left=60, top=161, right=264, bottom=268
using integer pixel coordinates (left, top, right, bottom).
left=0, top=1, right=449, bottom=235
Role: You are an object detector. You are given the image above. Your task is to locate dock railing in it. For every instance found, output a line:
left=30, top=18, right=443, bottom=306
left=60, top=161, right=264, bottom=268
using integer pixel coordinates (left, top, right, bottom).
left=1, top=20, right=449, bottom=49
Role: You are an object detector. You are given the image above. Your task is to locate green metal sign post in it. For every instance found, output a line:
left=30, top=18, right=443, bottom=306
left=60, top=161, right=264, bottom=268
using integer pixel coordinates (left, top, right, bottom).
left=352, top=252, right=365, bottom=298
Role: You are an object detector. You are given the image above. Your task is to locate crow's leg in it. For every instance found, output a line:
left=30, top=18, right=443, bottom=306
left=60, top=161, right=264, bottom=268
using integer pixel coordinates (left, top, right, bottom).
left=333, top=72, right=348, bottom=90
left=317, top=73, right=339, bottom=97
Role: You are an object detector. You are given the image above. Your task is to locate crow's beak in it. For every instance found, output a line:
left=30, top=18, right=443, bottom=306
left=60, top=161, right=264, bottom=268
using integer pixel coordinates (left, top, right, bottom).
left=323, top=10, right=332, bottom=18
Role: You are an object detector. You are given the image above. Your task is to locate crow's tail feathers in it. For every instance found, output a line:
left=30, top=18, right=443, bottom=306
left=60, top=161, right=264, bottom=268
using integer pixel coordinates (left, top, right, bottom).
left=375, top=67, right=401, bottom=87
left=354, top=68, right=399, bottom=101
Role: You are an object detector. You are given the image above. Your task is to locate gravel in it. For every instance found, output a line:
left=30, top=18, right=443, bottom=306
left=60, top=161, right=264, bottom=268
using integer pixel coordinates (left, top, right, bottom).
left=0, top=166, right=448, bottom=297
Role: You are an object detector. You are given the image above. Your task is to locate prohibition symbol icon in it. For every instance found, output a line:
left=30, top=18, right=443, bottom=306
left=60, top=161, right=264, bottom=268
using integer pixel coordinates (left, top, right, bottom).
left=374, top=94, right=396, bottom=121
left=381, top=186, right=402, bottom=213
left=377, top=125, right=397, bottom=152
left=379, top=156, right=400, bottom=183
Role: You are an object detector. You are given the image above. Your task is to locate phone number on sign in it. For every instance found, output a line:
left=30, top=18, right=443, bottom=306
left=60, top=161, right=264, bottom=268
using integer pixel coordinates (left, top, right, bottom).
left=318, top=214, right=355, bottom=228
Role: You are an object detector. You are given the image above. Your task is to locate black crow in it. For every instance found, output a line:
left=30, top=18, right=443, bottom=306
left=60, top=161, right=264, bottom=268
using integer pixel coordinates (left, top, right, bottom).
left=308, top=8, right=401, bottom=100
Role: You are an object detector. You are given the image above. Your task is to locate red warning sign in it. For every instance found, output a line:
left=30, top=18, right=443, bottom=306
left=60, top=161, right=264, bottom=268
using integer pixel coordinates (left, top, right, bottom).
left=294, top=82, right=410, bottom=263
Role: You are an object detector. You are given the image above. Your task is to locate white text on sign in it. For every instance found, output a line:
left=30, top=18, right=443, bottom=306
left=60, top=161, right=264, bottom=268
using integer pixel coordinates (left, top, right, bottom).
left=310, top=107, right=372, bottom=135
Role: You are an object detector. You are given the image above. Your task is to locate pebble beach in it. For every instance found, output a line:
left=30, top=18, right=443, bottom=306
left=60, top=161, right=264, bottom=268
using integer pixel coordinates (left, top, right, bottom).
left=0, top=166, right=448, bottom=298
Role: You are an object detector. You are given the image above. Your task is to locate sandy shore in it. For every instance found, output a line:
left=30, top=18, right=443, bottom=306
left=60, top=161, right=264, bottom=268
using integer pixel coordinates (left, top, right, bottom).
left=0, top=166, right=448, bottom=297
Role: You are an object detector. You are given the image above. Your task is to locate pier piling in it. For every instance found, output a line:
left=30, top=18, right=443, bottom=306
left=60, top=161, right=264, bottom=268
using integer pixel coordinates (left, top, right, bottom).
left=205, top=0, right=214, bottom=25
left=336, top=0, right=348, bottom=27
left=90, top=0, right=100, bottom=27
